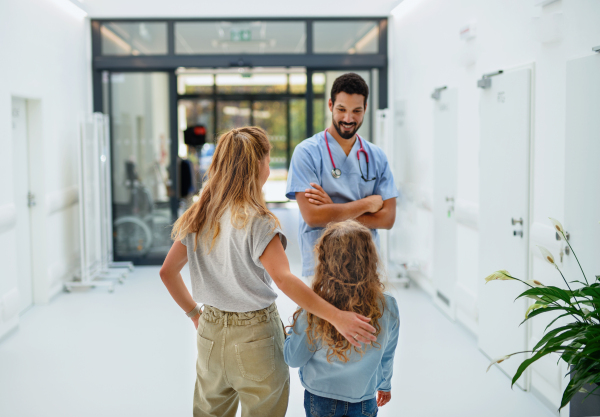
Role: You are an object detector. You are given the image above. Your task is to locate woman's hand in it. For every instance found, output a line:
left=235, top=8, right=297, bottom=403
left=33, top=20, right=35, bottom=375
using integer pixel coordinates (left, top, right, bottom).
left=332, top=310, right=377, bottom=347
left=305, top=183, right=333, bottom=205
left=191, top=312, right=201, bottom=330
left=377, top=391, right=391, bottom=407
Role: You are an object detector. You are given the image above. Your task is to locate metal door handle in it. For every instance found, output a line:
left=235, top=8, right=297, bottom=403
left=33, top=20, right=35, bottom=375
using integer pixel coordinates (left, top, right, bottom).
left=513, top=230, right=523, bottom=238
left=511, top=217, right=523, bottom=226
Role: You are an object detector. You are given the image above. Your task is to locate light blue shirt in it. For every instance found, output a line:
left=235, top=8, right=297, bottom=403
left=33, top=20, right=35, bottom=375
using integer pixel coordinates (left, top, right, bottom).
left=284, top=293, right=400, bottom=403
left=286, top=131, right=399, bottom=276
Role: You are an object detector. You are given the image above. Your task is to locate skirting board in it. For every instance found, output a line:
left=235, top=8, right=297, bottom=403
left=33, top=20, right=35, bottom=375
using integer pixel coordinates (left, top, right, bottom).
left=407, top=270, right=435, bottom=296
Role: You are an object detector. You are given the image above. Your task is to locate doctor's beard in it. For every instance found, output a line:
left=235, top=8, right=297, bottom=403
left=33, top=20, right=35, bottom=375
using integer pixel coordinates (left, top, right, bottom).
left=333, top=118, right=363, bottom=140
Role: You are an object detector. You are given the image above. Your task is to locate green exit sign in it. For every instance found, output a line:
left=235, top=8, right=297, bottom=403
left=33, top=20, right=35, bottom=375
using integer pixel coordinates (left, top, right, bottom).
left=230, top=29, right=251, bottom=42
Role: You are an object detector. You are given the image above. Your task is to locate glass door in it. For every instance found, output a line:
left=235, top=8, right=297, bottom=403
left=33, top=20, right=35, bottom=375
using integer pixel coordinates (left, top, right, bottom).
left=106, top=72, right=174, bottom=263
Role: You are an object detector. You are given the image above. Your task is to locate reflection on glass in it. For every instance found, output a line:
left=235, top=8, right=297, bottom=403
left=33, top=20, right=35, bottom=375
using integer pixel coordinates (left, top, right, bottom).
left=289, top=73, right=307, bottom=94
left=216, top=73, right=288, bottom=94
left=313, top=73, right=326, bottom=94
left=178, top=74, right=214, bottom=95
left=252, top=101, right=287, bottom=171
left=101, top=22, right=168, bottom=56
left=179, top=99, right=215, bottom=144
left=217, top=101, right=251, bottom=134
left=290, top=99, right=307, bottom=153
left=109, top=72, right=172, bottom=260
left=176, top=21, right=306, bottom=54
left=313, top=21, right=379, bottom=54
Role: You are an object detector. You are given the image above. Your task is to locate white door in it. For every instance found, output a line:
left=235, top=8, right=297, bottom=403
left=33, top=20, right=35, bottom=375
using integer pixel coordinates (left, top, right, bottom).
left=564, top=54, right=600, bottom=287
left=12, top=97, right=34, bottom=314
left=478, top=69, right=531, bottom=389
left=432, top=88, right=458, bottom=318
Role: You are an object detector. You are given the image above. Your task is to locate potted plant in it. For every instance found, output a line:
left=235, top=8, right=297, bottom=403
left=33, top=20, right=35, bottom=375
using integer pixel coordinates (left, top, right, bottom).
left=485, top=218, right=600, bottom=411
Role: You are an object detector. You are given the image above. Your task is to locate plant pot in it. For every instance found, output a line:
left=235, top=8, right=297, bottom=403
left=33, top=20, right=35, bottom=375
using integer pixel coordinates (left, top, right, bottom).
left=569, top=378, right=600, bottom=416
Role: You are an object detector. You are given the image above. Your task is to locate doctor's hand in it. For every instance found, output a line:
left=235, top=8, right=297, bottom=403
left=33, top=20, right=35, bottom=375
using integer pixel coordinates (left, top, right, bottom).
left=305, top=183, right=333, bottom=205
left=364, top=195, right=384, bottom=213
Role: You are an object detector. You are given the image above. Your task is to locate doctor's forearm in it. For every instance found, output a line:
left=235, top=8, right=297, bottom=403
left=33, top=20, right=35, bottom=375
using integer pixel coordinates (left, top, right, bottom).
left=303, top=200, right=372, bottom=227
left=296, top=193, right=373, bottom=227
left=356, top=202, right=396, bottom=230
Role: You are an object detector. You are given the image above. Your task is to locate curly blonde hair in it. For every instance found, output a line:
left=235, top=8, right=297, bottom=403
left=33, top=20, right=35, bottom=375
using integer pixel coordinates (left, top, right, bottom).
left=171, top=126, right=280, bottom=252
left=290, top=220, right=385, bottom=362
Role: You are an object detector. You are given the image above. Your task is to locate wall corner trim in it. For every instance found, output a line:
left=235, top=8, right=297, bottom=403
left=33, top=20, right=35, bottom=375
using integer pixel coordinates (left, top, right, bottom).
left=46, top=186, right=79, bottom=216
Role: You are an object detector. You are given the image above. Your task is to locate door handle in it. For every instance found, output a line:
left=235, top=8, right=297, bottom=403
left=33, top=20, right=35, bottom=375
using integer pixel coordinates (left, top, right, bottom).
left=511, top=217, right=523, bottom=226
left=513, top=230, right=523, bottom=238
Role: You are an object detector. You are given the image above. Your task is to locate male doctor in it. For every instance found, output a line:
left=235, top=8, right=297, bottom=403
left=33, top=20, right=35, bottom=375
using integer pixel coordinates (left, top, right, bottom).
left=286, top=73, right=398, bottom=278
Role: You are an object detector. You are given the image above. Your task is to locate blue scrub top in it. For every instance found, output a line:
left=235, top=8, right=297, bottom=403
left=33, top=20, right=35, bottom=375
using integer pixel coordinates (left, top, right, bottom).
left=286, top=131, right=399, bottom=276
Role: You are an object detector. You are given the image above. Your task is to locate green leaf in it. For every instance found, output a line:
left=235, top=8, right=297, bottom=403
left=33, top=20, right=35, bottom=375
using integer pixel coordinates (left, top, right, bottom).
left=545, top=312, right=580, bottom=331
left=533, top=324, right=582, bottom=352
left=512, top=346, right=564, bottom=387
left=517, top=287, right=572, bottom=304
left=520, top=306, right=582, bottom=326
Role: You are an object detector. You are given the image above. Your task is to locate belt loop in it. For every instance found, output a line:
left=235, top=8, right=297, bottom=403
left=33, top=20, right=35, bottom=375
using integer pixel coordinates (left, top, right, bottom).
left=224, top=314, right=228, bottom=328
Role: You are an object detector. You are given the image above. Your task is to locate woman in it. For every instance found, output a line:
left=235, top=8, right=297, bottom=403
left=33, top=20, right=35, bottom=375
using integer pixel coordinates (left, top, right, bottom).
left=159, top=126, right=376, bottom=417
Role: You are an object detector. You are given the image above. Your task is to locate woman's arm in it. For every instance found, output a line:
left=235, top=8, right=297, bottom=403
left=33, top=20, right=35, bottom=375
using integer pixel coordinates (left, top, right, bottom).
left=260, top=236, right=377, bottom=347
left=159, top=240, right=201, bottom=328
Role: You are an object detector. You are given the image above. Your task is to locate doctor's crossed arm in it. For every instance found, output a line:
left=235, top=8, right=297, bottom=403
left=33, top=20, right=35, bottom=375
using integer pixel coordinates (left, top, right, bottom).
left=298, top=183, right=394, bottom=230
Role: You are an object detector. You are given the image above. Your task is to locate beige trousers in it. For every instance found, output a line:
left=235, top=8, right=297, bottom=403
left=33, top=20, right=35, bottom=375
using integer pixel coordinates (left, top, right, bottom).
left=193, top=303, right=290, bottom=417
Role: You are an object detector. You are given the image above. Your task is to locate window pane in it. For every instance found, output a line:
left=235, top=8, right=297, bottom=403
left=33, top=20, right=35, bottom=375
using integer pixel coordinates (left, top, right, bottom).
left=313, top=21, right=379, bottom=54
left=109, top=72, right=172, bottom=260
left=216, top=73, right=288, bottom=94
left=217, top=101, right=251, bottom=133
left=289, top=73, right=307, bottom=94
left=101, top=22, right=167, bottom=56
left=176, top=21, right=306, bottom=54
left=178, top=74, right=214, bottom=95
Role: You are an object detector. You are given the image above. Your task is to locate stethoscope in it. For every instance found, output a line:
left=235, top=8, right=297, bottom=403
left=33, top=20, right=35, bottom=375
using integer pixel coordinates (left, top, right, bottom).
left=324, top=129, right=376, bottom=182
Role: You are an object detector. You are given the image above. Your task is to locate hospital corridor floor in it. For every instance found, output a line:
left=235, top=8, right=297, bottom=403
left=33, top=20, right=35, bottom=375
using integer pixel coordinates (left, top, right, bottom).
left=0, top=268, right=556, bottom=417
left=0, top=208, right=554, bottom=417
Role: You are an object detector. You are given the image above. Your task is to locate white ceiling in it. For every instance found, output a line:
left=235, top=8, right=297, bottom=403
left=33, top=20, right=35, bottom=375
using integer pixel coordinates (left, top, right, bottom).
left=80, top=0, right=404, bottom=18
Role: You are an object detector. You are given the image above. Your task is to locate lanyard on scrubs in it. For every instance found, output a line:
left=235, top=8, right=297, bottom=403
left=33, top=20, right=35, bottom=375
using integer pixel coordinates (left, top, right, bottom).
left=324, top=129, right=376, bottom=182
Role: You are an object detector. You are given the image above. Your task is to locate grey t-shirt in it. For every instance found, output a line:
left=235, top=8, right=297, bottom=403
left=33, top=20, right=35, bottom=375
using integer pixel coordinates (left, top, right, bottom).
left=181, top=209, right=287, bottom=313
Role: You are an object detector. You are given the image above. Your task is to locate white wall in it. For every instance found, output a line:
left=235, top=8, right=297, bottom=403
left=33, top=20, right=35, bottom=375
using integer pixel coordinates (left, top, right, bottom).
left=83, top=0, right=402, bottom=18
left=389, top=0, right=600, bottom=411
left=0, top=0, right=89, bottom=339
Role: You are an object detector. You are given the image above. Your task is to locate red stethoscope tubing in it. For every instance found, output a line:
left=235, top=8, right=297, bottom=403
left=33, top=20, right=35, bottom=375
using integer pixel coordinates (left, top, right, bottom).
left=324, top=129, right=369, bottom=172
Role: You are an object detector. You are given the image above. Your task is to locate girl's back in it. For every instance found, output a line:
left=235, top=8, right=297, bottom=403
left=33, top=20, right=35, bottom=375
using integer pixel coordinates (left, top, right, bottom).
left=285, top=293, right=399, bottom=402
left=182, top=208, right=286, bottom=312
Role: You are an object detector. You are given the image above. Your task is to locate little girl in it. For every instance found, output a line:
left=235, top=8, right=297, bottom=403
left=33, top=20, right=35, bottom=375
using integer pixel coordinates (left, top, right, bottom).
left=159, top=127, right=376, bottom=417
left=284, top=220, right=400, bottom=417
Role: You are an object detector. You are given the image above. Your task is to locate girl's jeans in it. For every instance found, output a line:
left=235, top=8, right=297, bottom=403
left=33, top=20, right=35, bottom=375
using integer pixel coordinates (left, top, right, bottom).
left=304, top=390, right=378, bottom=417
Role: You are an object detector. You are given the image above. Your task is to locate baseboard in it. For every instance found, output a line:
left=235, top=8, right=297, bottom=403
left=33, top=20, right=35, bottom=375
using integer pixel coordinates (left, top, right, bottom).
left=456, top=307, right=478, bottom=337
left=530, top=377, right=562, bottom=417
left=408, top=270, right=434, bottom=296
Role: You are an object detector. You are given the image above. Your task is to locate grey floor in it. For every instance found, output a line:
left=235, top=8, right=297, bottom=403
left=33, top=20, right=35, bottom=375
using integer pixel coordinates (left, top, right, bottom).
left=0, top=210, right=556, bottom=417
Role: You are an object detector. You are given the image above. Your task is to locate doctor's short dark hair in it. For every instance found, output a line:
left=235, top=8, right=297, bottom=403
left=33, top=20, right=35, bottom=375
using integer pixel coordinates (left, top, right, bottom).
left=330, top=73, right=369, bottom=106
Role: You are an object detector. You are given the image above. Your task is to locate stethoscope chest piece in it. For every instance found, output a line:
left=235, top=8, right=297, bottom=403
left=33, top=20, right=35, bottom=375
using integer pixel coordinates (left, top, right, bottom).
left=331, top=168, right=342, bottom=179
